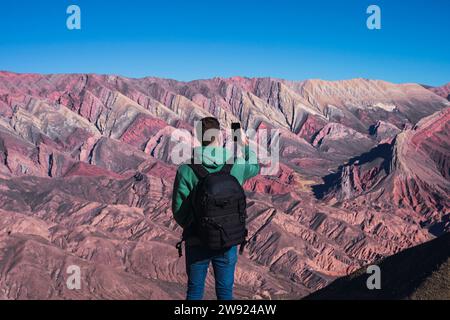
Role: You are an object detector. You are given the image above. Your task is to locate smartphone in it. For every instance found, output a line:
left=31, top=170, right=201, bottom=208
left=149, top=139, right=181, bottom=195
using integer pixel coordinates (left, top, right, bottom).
left=231, top=122, right=241, bottom=142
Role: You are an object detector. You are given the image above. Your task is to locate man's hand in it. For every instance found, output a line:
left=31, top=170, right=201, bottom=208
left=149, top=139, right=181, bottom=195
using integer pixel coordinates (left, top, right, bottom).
left=237, top=128, right=249, bottom=146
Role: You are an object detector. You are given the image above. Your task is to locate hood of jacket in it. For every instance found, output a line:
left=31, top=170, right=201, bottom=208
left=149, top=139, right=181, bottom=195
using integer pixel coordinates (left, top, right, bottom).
left=193, top=146, right=232, bottom=170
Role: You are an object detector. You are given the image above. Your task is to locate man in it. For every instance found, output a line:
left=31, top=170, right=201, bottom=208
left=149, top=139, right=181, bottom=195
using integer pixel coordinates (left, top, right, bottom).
left=172, top=117, right=259, bottom=300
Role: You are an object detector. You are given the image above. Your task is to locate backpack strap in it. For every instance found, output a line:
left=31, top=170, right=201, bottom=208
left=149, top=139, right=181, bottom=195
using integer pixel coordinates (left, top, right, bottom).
left=188, top=163, right=209, bottom=179
left=175, top=239, right=184, bottom=257
left=239, top=229, right=248, bottom=255
left=219, top=163, right=233, bottom=174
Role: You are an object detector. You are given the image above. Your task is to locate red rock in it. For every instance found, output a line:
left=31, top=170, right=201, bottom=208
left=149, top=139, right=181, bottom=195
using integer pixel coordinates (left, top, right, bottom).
left=64, top=162, right=126, bottom=179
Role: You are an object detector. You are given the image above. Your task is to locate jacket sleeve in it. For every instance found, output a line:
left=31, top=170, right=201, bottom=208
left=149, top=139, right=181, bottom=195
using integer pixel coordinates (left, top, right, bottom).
left=242, top=145, right=260, bottom=181
left=171, top=166, right=194, bottom=228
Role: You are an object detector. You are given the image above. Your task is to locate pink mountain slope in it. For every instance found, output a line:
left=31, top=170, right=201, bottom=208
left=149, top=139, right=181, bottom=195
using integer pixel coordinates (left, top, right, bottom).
left=427, top=83, right=450, bottom=101
left=313, top=108, right=450, bottom=235
left=0, top=71, right=448, bottom=299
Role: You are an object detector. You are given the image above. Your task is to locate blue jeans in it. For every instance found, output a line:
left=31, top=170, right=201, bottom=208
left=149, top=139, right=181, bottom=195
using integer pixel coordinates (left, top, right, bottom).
left=185, top=245, right=238, bottom=300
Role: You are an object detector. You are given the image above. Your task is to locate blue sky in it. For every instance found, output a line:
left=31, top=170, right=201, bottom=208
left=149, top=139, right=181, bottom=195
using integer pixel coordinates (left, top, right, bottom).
left=0, top=0, right=449, bottom=85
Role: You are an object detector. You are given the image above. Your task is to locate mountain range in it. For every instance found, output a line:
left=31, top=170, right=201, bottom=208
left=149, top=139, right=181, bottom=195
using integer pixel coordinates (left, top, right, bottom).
left=0, top=71, right=448, bottom=299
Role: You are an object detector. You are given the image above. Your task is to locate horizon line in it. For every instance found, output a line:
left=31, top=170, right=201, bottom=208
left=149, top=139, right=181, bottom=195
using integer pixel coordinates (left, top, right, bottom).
left=0, top=70, right=448, bottom=88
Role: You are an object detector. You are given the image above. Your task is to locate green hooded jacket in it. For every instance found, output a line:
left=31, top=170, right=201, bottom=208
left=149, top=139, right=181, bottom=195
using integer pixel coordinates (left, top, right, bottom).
left=172, top=145, right=260, bottom=229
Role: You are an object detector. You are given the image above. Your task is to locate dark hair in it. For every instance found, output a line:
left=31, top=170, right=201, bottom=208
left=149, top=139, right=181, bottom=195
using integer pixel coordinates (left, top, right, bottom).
left=198, top=117, right=220, bottom=146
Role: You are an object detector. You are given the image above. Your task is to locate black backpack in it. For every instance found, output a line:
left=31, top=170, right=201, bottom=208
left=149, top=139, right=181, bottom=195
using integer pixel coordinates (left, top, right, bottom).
left=176, top=162, right=248, bottom=256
